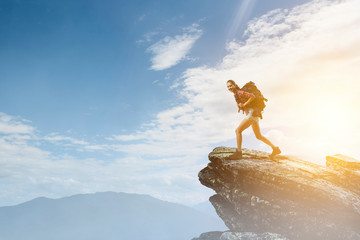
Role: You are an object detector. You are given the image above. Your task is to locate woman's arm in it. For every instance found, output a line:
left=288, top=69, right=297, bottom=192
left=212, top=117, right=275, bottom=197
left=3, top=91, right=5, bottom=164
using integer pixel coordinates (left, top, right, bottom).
left=238, top=95, right=255, bottom=108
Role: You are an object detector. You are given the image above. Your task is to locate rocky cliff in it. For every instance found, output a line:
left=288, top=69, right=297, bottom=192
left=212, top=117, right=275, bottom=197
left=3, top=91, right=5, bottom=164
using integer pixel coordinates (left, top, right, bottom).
left=194, top=147, right=360, bottom=240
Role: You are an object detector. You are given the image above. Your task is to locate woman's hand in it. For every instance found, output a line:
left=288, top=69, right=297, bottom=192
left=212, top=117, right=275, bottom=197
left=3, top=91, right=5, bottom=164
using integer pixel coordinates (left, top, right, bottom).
left=238, top=103, right=245, bottom=108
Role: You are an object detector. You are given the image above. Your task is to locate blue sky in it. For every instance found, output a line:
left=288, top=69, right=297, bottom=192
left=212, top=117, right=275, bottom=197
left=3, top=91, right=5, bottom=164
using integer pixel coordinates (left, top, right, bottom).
left=1, top=0, right=360, bottom=206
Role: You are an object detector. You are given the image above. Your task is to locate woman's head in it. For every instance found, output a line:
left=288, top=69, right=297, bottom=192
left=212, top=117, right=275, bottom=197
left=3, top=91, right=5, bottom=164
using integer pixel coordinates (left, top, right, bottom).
left=227, top=80, right=240, bottom=93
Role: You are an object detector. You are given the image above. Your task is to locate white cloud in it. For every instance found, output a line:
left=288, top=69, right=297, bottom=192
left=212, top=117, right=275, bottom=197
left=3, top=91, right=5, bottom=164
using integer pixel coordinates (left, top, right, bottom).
left=43, top=133, right=89, bottom=146
left=147, top=23, right=203, bottom=71
left=0, top=112, right=34, bottom=134
left=227, top=0, right=256, bottom=40
left=106, top=134, right=146, bottom=142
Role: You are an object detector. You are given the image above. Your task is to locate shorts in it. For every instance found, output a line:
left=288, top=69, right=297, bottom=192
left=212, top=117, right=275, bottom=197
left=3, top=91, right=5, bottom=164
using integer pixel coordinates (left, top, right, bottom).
left=244, top=108, right=260, bottom=122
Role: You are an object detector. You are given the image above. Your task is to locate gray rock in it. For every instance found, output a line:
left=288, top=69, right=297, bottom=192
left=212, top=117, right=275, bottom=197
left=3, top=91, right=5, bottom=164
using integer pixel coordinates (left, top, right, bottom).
left=326, top=154, right=360, bottom=193
left=220, top=231, right=288, bottom=240
left=198, top=147, right=360, bottom=240
left=192, top=231, right=288, bottom=240
left=192, top=231, right=223, bottom=240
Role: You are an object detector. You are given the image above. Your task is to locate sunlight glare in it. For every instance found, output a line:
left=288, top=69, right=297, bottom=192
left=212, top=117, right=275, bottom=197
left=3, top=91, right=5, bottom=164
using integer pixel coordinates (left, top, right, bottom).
left=313, top=102, right=351, bottom=141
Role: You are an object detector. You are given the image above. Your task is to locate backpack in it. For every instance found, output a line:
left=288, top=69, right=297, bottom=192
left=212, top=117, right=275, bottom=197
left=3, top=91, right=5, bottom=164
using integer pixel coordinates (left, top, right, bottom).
left=240, top=81, right=268, bottom=113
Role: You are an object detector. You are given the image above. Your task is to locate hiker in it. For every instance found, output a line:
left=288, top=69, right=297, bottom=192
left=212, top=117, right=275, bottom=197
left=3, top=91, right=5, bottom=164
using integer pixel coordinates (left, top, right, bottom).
left=227, top=79, right=281, bottom=158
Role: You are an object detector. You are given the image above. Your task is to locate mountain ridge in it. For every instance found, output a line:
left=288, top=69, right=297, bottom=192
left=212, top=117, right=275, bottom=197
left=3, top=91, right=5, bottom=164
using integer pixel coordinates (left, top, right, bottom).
left=0, top=191, right=226, bottom=240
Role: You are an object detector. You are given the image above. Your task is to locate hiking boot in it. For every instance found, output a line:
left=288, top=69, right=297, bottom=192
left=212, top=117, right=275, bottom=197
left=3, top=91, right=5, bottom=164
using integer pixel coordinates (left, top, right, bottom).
left=229, top=149, right=242, bottom=160
left=270, top=147, right=281, bottom=157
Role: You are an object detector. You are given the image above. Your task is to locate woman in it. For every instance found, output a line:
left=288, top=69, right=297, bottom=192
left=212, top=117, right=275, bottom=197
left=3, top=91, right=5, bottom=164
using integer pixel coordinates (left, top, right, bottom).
left=227, top=79, right=281, bottom=159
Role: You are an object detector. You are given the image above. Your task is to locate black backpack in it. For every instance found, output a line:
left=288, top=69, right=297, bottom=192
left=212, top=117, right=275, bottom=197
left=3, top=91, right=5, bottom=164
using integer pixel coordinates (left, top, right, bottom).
left=240, top=81, right=268, bottom=112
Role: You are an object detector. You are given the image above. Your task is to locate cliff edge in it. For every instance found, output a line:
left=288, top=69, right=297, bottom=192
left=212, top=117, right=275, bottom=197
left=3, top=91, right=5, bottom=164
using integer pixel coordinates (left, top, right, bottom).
left=196, top=147, right=360, bottom=240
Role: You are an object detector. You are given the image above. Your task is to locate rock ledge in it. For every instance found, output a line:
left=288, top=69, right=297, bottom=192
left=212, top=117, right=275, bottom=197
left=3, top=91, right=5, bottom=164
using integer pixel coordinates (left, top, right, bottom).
left=197, top=147, right=360, bottom=240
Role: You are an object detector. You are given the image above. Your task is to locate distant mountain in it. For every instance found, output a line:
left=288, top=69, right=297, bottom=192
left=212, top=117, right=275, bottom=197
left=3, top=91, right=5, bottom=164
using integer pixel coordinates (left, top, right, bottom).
left=0, top=192, right=226, bottom=240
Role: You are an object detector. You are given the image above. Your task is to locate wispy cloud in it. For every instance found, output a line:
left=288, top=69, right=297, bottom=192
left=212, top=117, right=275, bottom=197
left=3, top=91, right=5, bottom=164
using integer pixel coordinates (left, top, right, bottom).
left=227, top=0, right=256, bottom=40
left=43, top=133, right=89, bottom=146
left=147, top=23, right=203, bottom=71
left=0, top=112, right=34, bottom=134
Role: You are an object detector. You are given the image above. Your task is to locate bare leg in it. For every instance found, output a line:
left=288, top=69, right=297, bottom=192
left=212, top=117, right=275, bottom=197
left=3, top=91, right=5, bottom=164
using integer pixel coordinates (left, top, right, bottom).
left=235, top=118, right=253, bottom=150
left=251, top=120, right=276, bottom=149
